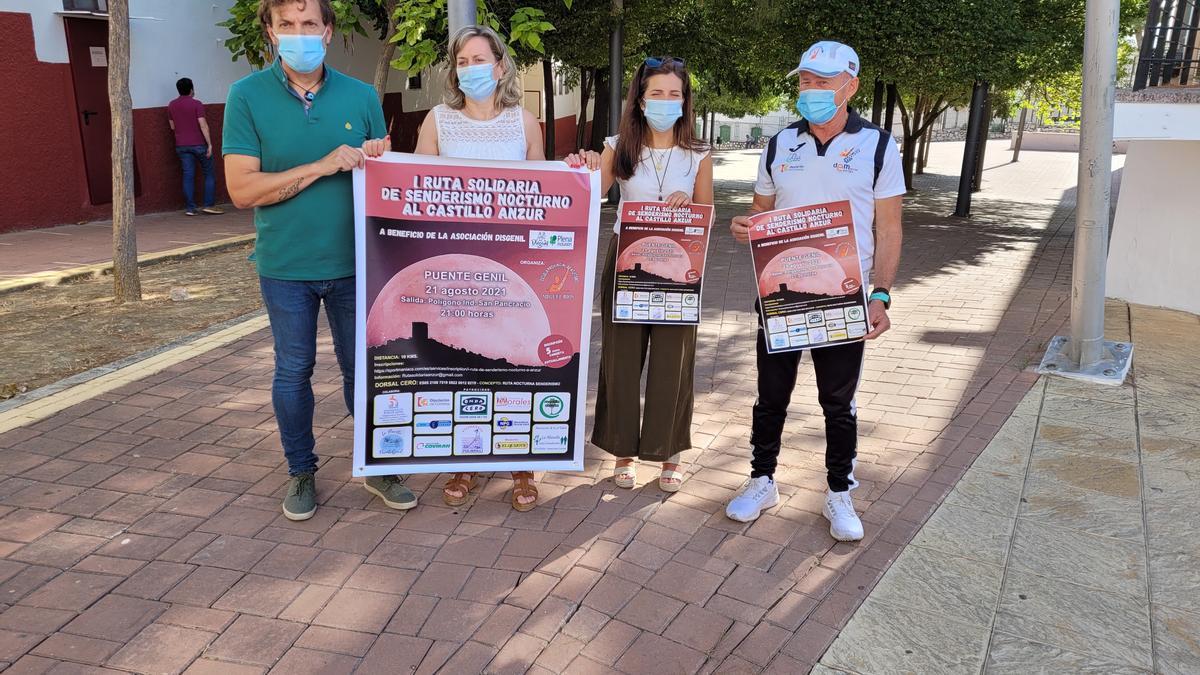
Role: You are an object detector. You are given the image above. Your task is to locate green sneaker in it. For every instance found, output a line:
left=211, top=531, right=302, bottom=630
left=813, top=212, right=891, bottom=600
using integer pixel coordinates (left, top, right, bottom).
left=282, top=472, right=317, bottom=521
left=364, top=475, right=418, bottom=510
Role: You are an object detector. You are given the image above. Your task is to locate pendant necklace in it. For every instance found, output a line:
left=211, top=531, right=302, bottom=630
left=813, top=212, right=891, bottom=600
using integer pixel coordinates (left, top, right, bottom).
left=649, top=147, right=674, bottom=201
left=287, top=78, right=319, bottom=102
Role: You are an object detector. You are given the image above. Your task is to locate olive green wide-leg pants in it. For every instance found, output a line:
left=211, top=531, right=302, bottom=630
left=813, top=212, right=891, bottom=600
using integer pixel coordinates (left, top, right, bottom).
left=592, top=238, right=695, bottom=463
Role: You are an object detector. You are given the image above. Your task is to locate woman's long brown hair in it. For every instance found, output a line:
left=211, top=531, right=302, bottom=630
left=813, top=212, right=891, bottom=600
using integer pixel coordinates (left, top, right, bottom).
left=613, top=58, right=707, bottom=181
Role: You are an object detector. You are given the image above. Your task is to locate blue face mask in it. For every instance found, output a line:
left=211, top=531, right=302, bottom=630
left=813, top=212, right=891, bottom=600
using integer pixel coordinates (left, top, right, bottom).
left=276, top=33, right=326, bottom=74
left=795, top=80, right=850, bottom=124
left=457, top=63, right=499, bottom=101
left=643, top=98, right=683, bottom=132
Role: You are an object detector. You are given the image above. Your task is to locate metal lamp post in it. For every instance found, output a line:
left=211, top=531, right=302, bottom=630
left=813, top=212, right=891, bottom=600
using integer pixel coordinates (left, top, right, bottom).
left=1036, top=0, right=1133, bottom=384
left=448, top=0, right=475, bottom=39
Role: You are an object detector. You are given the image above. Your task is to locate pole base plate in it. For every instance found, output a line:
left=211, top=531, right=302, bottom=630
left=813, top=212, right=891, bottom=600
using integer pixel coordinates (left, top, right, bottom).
left=1036, top=336, right=1133, bottom=385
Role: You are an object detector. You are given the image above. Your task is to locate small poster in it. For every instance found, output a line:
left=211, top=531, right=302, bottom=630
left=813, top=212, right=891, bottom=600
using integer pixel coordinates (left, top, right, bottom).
left=352, top=153, right=600, bottom=476
left=89, top=46, right=107, bottom=67
left=612, top=202, right=713, bottom=325
left=748, top=200, right=868, bottom=353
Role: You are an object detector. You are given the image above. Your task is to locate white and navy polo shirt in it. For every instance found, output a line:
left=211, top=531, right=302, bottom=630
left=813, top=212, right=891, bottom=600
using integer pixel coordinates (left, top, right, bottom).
left=754, top=110, right=905, bottom=276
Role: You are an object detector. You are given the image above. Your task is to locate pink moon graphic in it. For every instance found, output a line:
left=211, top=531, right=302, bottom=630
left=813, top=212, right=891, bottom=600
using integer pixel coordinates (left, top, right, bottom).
left=758, top=246, right=848, bottom=297
left=367, top=254, right=552, bottom=367
left=616, top=236, right=691, bottom=282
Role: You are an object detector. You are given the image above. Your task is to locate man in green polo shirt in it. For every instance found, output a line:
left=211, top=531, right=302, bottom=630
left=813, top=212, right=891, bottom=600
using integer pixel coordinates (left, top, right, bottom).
left=223, top=0, right=414, bottom=521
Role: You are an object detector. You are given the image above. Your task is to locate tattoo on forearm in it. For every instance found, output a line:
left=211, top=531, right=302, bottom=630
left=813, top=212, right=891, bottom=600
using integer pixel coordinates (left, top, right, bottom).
left=279, top=178, right=302, bottom=201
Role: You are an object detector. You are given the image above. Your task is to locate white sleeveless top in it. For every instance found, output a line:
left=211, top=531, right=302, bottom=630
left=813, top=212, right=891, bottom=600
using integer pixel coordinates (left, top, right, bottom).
left=605, top=135, right=710, bottom=232
left=433, top=103, right=527, bottom=160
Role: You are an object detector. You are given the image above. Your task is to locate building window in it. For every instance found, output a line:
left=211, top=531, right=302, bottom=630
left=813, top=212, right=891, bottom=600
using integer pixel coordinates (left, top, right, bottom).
left=407, top=72, right=422, bottom=90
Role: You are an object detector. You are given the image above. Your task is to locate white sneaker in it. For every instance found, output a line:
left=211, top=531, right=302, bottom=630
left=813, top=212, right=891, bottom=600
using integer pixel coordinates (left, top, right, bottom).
left=725, top=476, right=779, bottom=522
left=823, top=490, right=864, bottom=541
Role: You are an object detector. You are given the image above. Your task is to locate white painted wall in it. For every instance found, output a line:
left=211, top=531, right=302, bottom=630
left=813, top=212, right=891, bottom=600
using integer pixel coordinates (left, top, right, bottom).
left=1, top=0, right=251, bottom=107
left=126, top=1, right=252, bottom=109
left=1107, top=140, right=1200, bottom=315
left=1114, top=102, right=1200, bottom=141
left=3, top=1, right=582, bottom=116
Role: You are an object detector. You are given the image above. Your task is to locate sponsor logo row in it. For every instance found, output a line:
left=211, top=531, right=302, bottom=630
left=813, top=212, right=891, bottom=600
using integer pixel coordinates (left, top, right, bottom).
left=766, top=306, right=867, bottom=349
left=373, top=391, right=570, bottom=426
left=372, top=424, right=569, bottom=458
left=616, top=291, right=699, bottom=307
left=614, top=306, right=699, bottom=322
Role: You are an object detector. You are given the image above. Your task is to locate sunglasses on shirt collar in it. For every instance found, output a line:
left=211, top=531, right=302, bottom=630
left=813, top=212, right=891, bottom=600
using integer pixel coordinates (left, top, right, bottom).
left=644, top=56, right=685, bottom=68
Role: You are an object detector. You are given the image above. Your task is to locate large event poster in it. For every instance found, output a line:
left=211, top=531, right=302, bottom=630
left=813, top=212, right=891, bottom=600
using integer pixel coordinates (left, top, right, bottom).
left=612, top=202, right=714, bottom=325
left=748, top=200, right=869, bottom=354
left=352, top=153, right=600, bottom=476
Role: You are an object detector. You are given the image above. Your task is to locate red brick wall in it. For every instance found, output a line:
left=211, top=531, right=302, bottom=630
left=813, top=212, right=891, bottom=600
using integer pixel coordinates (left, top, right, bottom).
left=1, top=11, right=103, bottom=233
left=544, top=114, right=581, bottom=158
left=0, top=12, right=230, bottom=233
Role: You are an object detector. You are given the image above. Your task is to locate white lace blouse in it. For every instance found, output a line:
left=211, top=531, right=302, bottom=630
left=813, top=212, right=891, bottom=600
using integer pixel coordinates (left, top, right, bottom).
left=433, top=103, right=527, bottom=160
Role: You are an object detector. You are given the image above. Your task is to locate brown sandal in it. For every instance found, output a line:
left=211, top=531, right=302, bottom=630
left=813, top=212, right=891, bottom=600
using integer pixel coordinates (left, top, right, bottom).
left=442, top=472, right=477, bottom=507
left=510, top=471, right=538, bottom=512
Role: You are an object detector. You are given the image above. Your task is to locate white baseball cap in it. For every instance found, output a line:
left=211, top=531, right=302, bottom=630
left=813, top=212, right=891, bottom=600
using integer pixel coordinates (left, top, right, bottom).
left=786, top=41, right=860, bottom=78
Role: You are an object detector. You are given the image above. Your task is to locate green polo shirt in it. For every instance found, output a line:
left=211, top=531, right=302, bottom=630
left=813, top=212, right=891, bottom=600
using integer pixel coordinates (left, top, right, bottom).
left=223, top=60, right=386, bottom=280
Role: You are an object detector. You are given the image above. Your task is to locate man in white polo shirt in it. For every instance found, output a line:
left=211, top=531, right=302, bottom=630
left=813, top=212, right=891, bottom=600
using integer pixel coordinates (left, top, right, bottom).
left=726, top=41, right=905, bottom=541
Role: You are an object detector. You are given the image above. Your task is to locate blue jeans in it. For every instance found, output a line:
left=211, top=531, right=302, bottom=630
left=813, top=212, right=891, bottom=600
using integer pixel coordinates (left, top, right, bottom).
left=177, top=145, right=215, bottom=210
left=259, top=276, right=355, bottom=476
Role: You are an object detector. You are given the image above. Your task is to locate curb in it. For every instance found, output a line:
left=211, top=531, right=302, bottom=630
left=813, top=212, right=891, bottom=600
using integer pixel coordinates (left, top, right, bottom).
left=0, top=309, right=270, bottom=434
left=0, top=233, right=256, bottom=296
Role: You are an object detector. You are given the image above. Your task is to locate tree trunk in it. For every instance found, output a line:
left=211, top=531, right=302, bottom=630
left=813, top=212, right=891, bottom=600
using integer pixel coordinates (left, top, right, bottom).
left=1012, top=106, right=1028, bottom=162
left=895, top=92, right=919, bottom=190
left=914, top=97, right=945, bottom=175
left=884, top=83, right=897, bottom=134
left=972, top=85, right=992, bottom=192
left=871, top=78, right=884, bottom=125
left=575, top=69, right=592, bottom=149
left=109, top=0, right=140, bottom=303
left=709, top=111, right=716, bottom=145
left=590, top=69, right=609, bottom=151
left=921, top=124, right=933, bottom=168
left=915, top=127, right=929, bottom=174
left=543, top=59, right=556, bottom=158
left=373, top=0, right=400, bottom=103
left=701, top=107, right=709, bottom=140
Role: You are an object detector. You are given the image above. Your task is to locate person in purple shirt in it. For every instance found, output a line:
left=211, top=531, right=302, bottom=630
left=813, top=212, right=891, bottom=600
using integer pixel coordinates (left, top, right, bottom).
left=168, top=78, right=223, bottom=216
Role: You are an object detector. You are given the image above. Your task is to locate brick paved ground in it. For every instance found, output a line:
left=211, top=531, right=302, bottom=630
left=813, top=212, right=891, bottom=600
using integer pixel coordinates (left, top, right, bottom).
left=0, top=207, right=249, bottom=280
left=0, top=142, right=1130, bottom=673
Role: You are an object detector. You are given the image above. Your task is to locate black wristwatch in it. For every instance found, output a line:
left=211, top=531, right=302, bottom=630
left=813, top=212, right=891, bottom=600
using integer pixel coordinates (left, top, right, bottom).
left=868, top=287, right=892, bottom=310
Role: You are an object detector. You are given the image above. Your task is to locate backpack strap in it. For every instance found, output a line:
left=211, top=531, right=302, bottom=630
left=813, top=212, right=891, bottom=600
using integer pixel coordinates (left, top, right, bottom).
left=765, top=121, right=806, bottom=180
left=872, top=129, right=891, bottom=188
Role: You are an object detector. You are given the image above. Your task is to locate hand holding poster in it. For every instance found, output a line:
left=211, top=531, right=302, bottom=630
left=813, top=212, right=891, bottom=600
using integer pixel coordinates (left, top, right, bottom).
left=613, top=202, right=713, bottom=325
left=748, top=200, right=869, bottom=353
left=352, top=153, right=600, bottom=476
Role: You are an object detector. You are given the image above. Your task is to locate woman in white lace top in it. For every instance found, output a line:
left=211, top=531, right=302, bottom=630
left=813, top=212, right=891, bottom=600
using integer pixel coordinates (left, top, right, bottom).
left=413, top=26, right=545, bottom=512
left=413, top=27, right=543, bottom=162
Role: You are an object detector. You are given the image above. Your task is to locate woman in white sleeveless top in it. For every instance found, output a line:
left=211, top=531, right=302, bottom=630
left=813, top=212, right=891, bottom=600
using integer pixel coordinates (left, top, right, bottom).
left=568, top=57, right=713, bottom=493
left=414, top=26, right=545, bottom=512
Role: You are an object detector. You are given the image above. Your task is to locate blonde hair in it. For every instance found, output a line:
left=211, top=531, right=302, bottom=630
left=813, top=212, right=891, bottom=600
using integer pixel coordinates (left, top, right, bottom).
left=444, top=26, right=523, bottom=111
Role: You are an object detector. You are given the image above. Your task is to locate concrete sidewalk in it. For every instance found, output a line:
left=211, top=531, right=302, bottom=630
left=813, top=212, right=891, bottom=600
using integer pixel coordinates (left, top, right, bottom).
left=0, top=207, right=253, bottom=290
left=819, top=302, right=1200, bottom=675
left=1, top=142, right=1183, bottom=674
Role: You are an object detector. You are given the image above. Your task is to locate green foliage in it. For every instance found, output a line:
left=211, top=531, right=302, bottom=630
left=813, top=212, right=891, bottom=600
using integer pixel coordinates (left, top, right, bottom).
left=1010, top=1, right=1144, bottom=125
left=220, top=0, right=1153, bottom=135
left=217, top=0, right=266, bottom=68
left=508, top=7, right=554, bottom=55
left=218, top=0, right=387, bottom=69
left=388, top=0, right=562, bottom=76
